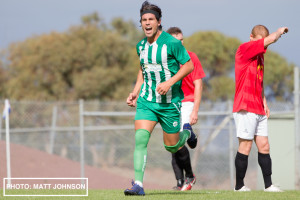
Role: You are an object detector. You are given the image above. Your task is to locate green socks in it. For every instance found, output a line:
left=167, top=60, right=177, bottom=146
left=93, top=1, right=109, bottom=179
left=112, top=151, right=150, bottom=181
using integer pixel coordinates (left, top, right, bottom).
left=134, top=129, right=190, bottom=183
left=164, top=130, right=190, bottom=153
left=134, top=129, right=151, bottom=183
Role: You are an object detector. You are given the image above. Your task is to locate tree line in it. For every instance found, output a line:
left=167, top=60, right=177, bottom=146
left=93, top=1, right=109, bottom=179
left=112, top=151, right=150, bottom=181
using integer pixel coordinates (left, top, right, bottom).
left=0, top=12, right=294, bottom=102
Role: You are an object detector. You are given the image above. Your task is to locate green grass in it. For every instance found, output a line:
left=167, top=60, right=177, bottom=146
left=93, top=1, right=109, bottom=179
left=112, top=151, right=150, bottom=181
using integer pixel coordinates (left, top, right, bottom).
left=3, top=189, right=86, bottom=196
left=1, top=189, right=300, bottom=200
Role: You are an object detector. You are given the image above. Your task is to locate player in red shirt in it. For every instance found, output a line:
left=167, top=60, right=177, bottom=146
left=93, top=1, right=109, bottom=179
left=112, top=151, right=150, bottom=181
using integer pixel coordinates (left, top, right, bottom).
left=167, top=27, right=206, bottom=191
left=233, top=25, right=288, bottom=192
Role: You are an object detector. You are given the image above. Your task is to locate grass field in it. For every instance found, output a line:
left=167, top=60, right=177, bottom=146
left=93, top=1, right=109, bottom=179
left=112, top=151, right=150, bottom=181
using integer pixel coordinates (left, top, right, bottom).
left=1, top=189, right=300, bottom=200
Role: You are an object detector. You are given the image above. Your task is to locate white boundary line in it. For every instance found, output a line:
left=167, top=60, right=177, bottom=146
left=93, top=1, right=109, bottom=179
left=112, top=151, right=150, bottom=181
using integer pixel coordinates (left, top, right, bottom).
left=3, top=178, right=88, bottom=196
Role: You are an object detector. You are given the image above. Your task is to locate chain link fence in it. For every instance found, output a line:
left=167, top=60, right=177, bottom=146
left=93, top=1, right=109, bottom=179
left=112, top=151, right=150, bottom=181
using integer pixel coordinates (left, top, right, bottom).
left=1, top=98, right=298, bottom=190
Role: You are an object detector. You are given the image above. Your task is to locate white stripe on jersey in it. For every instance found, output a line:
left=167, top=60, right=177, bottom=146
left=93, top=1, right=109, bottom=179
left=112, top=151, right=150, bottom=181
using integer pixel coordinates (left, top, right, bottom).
left=151, top=43, right=162, bottom=103
left=161, top=44, right=172, bottom=103
left=145, top=43, right=153, bottom=101
left=151, top=43, right=157, bottom=63
left=146, top=70, right=152, bottom=101
left=140, top=43, right=149, bottom=98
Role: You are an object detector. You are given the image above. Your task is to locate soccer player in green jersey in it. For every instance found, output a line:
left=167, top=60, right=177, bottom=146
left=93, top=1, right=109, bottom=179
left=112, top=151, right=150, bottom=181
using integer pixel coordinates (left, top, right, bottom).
left=124, top=1, right=197, bottom=196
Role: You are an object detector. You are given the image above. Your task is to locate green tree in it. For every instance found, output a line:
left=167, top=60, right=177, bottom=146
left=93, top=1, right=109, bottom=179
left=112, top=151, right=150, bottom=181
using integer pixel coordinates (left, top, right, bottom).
left=111, top=17, right=144, bottom=46
left=209, top=76, right=235, bottom=101
left=264, top=51, right=294, bottom=101
left=185, top=31, right=240, bottom=101
left=185, top=31, right=241, bottom=77
left=81, top=12, right=101, bottom=26
left=3, top=14, right=142, bottom=101
left=0, top=57, right=6, bottom=97
left=1, top=15, right=294, bottom=102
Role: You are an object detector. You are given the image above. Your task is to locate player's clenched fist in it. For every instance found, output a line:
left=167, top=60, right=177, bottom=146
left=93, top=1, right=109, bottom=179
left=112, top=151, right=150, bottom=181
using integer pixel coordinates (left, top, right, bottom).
left=156, top=81, right=171, bottom=95
left=279, top=27, right=288, bottom=35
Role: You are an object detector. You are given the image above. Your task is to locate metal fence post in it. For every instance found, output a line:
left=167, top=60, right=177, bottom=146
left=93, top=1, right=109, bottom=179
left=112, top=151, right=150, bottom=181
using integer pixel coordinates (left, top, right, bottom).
left=49, top=105, right=57, bottom=154
left=0, top=117, right=2, bottom=140
left=4, top=99, right=11, bottom=185
left=79, top=99, right=85, bottom=183
left=294, top=66, right=300, bottom=189
left=228, top=100, right=234, bottom=189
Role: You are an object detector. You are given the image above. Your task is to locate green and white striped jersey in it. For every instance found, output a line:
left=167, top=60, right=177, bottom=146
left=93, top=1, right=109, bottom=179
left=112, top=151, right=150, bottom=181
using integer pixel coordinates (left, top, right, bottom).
left=136, top=31, right=190, bottom=103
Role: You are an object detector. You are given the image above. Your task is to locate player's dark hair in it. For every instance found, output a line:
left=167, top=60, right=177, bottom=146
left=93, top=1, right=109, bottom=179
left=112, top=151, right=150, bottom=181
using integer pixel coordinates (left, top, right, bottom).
left=140, top=1, right=162, bottom=30
left=251, top=25, right=269, bottom=37
left=167, top=27, right=183, bottom=35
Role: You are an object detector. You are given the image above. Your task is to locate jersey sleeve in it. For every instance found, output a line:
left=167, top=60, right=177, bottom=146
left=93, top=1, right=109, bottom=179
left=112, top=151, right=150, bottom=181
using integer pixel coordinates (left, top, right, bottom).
left=136, top=43, right=140, bottom=57
left=238, top=38, right=266, bottom=61
left=171, top=40, right=190, bottom=65
left=136, top=38, right=147, bottom=57
left=189, top=52, right=206, bottom=81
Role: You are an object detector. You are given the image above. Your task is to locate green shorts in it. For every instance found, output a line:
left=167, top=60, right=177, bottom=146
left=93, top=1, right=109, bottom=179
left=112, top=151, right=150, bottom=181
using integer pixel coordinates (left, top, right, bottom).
left=135, top=97, right=181, bottom=133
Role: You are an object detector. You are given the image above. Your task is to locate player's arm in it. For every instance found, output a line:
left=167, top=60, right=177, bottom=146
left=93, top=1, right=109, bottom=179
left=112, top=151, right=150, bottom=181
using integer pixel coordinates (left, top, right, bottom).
left=156, top=60, right=193, bottom=95
left=127, top=68, right=143, bottom=107
left=189, top=79, right=203, bottom=125
left=264, top=27, right=288, bottom=48
left=262, top=88, right=270, bottom=118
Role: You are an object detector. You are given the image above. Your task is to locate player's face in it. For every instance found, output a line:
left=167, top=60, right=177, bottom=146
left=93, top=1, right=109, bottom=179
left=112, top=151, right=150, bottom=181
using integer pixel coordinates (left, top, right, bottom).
left=141, top=13, right=161, bottom=42
left=171, top=33, right=184, bottom=45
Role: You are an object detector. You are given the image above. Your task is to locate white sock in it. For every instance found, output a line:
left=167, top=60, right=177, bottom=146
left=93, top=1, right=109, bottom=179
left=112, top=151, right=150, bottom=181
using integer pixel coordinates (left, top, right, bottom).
left=135, top=181, right=143, bottom=188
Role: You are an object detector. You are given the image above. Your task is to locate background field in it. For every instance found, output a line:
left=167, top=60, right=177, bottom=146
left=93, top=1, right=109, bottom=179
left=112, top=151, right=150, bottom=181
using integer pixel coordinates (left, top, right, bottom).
left=0, top=99, right=299, bottom=191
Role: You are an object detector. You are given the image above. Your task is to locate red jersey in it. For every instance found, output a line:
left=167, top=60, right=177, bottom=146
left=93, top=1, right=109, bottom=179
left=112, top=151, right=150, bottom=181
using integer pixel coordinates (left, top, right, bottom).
left=181, top=51, right=206, bottom=102
left=233, top=38, right=267, bottom=115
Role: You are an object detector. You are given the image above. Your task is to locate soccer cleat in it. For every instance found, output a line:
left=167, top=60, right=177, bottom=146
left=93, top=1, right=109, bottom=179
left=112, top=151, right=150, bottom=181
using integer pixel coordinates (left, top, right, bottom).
left=234, top=185, right=251, bottom=192
left=124, top=180, right=145, bottom=196
left=264, top=185, right=283, bottom=192
left=172, top=179, right=184, bottom=190
left=181, top=175, right=196, bottom=191
left=172, top=186, right=182, bottom=191
left=183, top=123, right=197, bottom=149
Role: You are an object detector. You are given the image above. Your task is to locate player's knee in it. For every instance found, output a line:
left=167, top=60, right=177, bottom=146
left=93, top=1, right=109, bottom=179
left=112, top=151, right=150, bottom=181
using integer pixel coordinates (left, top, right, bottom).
left=258, top=141, right=270, bottom=153
left=135, top=129, right=150, bottom=149
left=238, top=141, right=252, bottom=155
left=164, top=142, right=181, bottom=153
left=164, top=145, right=178, bottom=153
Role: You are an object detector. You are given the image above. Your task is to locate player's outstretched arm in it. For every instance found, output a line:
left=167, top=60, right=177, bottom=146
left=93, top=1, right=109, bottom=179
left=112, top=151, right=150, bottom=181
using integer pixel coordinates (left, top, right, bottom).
left=264, top=27, right=288, bottom=48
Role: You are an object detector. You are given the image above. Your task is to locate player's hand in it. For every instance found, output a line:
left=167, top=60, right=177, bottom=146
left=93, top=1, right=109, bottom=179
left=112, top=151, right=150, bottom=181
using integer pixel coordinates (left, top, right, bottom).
left=264, top=106, right=270, bottom=118
left=189, top=111, right=198, bottom=125
left=263, top=96, right=270, bottom=118
left=278, top=27, right=288, bottom=35
left=156, top=81, right=172, bottom=95
left=127, top=93, right=138, bottom=107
